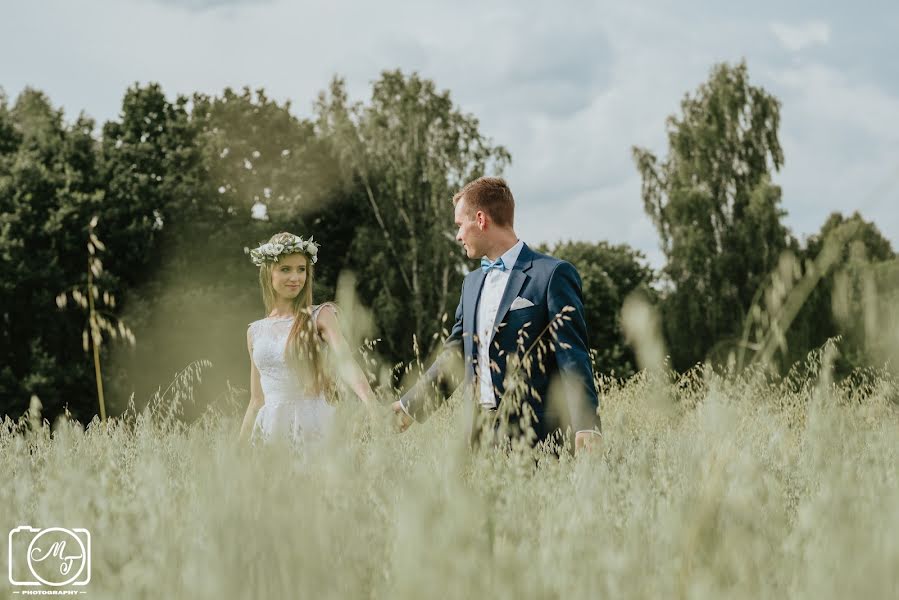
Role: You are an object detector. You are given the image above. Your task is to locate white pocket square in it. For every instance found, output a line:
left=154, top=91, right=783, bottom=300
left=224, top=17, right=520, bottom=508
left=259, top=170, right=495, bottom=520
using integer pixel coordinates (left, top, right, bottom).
left=510, top=296, right=535, bottom=311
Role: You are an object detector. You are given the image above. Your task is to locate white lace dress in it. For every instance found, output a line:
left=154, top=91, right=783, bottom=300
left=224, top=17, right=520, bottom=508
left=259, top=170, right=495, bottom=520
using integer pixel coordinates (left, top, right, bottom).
left=249, top=304, right=337, bottom=446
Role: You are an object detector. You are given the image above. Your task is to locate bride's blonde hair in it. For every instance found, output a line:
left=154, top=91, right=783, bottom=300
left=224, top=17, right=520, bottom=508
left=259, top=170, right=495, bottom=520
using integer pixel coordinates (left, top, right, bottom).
left=257, top=232, right=331, bottom=397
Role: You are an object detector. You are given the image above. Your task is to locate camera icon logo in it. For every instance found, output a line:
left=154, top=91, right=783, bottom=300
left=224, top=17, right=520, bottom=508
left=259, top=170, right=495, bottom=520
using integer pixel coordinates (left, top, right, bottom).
left=8, top=526, right=91, bottom=587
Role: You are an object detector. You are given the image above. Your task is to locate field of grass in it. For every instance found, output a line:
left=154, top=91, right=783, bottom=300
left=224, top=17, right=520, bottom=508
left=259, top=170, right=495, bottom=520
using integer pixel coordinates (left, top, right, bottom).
left=2, top=344, right=897, bottom=600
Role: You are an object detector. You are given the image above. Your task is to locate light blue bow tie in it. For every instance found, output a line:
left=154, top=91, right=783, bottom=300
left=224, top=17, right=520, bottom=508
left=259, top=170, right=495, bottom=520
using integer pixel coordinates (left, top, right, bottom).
left=481, top=257, right=507, bottom=273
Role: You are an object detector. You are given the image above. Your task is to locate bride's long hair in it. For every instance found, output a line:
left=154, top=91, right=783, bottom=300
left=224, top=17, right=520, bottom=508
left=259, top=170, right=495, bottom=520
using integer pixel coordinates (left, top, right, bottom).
left=257, top=232, right=330, bottom=396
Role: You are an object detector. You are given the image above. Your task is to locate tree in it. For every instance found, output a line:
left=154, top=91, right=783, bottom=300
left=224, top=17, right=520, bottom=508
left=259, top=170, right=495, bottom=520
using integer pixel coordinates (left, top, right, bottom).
left=538, top=241, right=656, bottom=377
left=315, top=71, right=511, bottom=362
left=787, top=212, right=896, bottom=372
left=808, top=212, right=895, bottom=265
left=98, top=83, right=209, bottom=282
left=632, top=61, right=791, bottom=370
left=0, top=88, right=107, bottom=421
left=193, top=87, right=333, bottom=220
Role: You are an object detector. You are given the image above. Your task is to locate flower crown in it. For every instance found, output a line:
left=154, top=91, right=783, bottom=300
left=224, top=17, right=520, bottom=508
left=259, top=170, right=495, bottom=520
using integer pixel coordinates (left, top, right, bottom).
left=247, top=234, right=320, bottom=267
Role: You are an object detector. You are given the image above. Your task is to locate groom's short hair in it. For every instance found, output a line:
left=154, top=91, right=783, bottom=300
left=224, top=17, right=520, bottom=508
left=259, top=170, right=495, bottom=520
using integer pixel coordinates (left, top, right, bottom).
left=453, top=177, right=515, bottom=227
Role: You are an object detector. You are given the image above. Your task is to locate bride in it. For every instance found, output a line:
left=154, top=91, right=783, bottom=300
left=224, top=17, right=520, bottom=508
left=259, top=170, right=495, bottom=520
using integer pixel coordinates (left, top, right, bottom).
left=238, top=232, right=376, bottom=446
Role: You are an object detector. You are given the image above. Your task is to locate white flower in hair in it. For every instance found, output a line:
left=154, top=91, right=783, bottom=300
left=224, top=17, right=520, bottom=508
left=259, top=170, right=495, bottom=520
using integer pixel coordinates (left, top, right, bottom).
left=247, top=234, right=321, bottom=267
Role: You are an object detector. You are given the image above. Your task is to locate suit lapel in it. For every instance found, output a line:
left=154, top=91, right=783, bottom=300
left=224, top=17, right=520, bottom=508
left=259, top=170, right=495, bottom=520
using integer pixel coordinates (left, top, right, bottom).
left=493, top=244, right=534, bottom=331
left=464, top=268, right=487, bottom=348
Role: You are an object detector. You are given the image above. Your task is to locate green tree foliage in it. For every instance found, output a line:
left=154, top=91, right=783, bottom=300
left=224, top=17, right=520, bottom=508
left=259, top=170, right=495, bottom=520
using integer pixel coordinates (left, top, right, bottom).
left=538, top=241, right=656, bottom=377
left=0, top=89, right=106, bottom=420
left=633, top=61, right=792, bottom=370
left=788, top=212, right=896, bottom=372
left=194, top=87, right=335, bottom=222
left=98, top=84, right=208, bottom=280
left=810, top=211, right=895, bottom=264
left=315, top=71, right=511, bottom=361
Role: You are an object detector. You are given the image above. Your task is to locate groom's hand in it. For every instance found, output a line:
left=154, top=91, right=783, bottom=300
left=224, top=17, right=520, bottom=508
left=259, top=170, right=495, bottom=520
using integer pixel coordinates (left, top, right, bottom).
left=391, top=401, right=414, bottom=432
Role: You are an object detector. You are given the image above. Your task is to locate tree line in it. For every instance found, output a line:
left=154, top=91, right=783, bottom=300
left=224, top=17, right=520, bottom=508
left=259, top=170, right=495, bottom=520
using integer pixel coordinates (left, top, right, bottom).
left=1, top=62, right=895, bottom=424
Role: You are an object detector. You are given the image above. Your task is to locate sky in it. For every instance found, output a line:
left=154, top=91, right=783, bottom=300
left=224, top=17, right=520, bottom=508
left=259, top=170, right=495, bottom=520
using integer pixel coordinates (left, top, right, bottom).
left=2, top=0, right=898, bottom=266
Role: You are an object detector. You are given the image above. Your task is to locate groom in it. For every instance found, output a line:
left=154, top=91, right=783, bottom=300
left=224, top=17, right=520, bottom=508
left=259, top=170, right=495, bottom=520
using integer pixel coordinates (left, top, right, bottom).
left=391, top=177, right=602, bottom=452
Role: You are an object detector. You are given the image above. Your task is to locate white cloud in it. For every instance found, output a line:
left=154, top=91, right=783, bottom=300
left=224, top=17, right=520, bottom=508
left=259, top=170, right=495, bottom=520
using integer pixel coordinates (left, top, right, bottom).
left=139, top=0, right=273, bottom=10
left=764, top=63, right=899, bottom=246
left=768, top=64, right=899, bottom=142
left=770, top=20, right=831, bottom=52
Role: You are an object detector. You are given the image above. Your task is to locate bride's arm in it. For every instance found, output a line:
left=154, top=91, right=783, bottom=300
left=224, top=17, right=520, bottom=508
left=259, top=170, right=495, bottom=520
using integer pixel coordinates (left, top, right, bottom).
left=238, top=328, right=265, bottom=442
left=316, top=305, right=376, bottom=408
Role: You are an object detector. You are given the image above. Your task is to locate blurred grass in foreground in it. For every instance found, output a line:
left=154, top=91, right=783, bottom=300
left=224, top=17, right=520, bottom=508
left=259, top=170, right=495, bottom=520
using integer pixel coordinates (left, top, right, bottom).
left=1, top=346, right=897, bottom=599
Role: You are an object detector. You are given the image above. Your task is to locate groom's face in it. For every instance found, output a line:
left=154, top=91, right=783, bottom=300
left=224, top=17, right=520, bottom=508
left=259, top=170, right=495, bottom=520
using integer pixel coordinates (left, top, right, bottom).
left=454, top=196, right=484, bottom=259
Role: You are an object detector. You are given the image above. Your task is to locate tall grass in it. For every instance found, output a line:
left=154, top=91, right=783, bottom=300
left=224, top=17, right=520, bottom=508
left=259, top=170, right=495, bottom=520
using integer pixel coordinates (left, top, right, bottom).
left=1, top=345, right=896, bottom=599
left=55, top=216, right=135, bottom=424
left=5, top=234, right=899, bottom=598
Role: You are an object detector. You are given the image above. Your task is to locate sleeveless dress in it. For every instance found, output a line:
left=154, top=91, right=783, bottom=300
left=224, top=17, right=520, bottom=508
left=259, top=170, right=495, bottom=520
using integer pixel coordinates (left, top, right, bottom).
left=249, top=303, right=337, bottom=447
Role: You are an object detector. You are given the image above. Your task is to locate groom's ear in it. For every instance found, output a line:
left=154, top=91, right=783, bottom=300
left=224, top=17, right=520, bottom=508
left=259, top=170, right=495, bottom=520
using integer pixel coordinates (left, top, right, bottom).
left=476, top=210, right=489, bottom=229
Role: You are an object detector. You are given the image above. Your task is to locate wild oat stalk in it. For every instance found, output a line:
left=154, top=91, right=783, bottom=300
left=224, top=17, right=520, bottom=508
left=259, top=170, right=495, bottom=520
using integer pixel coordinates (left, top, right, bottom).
left=56, top=215, right=135, bottom=424
left=737, top=219, right=863, bottom=372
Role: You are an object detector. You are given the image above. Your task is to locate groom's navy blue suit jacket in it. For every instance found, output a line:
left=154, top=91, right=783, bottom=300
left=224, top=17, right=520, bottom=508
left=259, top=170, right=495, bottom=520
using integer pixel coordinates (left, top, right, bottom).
left=400, top=243, right=602, bottom=449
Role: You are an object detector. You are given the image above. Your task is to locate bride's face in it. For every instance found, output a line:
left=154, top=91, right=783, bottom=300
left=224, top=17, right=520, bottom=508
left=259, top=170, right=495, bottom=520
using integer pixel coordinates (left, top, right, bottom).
left=271, top=253, right=308, bottom=300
